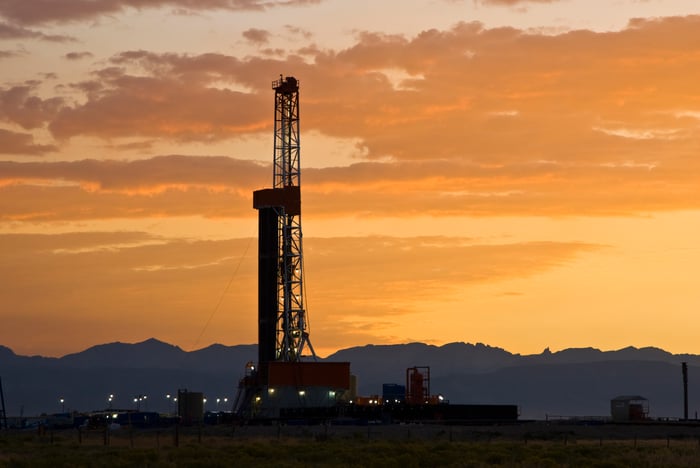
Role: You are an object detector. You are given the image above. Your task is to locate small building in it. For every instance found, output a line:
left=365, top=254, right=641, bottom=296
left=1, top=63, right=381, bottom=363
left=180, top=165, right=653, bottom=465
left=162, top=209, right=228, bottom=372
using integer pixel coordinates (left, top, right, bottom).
left=611, top=395, right=649, bottom=422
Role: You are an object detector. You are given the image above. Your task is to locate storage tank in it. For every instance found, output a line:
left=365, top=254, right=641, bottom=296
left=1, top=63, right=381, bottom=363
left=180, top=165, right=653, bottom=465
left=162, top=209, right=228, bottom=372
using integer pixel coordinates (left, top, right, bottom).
left=178, top=389, right=204, bottom=425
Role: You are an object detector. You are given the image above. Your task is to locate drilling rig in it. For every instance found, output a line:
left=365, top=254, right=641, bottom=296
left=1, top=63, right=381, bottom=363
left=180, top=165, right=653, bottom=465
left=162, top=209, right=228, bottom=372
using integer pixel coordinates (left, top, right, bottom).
left=232, top=76, right=518, bottom=424
left=234, top=76, right=351, bottom=421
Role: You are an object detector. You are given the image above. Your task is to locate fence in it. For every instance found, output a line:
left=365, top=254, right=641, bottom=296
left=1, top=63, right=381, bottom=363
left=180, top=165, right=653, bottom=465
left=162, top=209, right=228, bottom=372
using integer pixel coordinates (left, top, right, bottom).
left=5, top=422, right=700, bottom=449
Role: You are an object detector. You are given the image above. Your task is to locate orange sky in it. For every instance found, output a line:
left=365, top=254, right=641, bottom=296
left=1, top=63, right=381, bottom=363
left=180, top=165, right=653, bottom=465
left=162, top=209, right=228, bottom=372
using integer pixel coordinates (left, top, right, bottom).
left=2, top=0, right=700, bottom=358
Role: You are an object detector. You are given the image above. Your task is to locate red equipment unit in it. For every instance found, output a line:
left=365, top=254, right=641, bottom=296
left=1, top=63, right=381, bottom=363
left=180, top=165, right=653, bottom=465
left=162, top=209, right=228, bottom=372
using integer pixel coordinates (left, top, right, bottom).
left=406, top=366, right=430, bottom=405
left=267, top=361, right=351, bottom=388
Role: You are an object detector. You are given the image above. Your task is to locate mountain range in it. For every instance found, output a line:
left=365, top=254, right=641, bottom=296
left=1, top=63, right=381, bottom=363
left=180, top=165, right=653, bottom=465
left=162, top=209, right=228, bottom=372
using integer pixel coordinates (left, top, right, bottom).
left=1, top=339, right=696, bottom=420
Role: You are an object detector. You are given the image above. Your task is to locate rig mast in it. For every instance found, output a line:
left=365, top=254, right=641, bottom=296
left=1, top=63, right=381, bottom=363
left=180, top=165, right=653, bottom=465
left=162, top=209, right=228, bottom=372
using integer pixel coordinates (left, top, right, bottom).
left=237, top=75, right=348, bottom=421
left=254, top=76, right=315, bottom=368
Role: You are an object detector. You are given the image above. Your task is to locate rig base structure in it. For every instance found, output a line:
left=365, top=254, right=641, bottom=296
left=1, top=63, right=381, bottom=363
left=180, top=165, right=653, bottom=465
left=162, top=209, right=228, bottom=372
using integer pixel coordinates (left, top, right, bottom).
left=234, top=361, right=351, bottom=421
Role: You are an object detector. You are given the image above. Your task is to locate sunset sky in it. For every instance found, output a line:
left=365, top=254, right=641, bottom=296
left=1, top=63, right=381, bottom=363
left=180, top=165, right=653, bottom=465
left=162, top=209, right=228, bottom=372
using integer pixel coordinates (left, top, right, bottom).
left=2, top=0, right=700, bottom=359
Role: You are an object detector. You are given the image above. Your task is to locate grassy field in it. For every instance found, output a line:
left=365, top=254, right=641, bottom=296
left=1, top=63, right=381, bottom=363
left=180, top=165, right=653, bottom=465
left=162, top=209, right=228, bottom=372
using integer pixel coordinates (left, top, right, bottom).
left=2, top=423, right=700, bottom=467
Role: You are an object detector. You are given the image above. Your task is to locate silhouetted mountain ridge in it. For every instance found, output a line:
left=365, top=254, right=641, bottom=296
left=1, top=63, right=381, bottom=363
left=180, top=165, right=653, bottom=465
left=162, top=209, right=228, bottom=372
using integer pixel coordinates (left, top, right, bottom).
left=0, top=345, right=15, bottom=359
left=517, top=346, right=683, bottom=365
left=60, top=338, right=187, bottom=369
left=1, top=339, right=698, bottom=419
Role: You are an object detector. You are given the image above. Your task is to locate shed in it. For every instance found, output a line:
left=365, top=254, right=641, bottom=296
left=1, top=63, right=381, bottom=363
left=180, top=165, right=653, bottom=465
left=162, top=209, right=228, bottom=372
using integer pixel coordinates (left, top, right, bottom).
left=610, top=395, right=649, bottom=422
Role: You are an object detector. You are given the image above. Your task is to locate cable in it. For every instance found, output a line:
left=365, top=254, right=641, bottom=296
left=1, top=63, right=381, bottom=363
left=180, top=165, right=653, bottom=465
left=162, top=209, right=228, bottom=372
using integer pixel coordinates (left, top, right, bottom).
left=192, top=235, right=254, bottom=350
left=302, top=254, right=311, bottom=334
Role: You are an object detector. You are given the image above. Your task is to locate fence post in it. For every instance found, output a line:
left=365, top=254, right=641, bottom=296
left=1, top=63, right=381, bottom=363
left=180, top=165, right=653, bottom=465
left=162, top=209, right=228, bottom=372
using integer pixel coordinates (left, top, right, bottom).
left=174, top=424, right=179, bottom=448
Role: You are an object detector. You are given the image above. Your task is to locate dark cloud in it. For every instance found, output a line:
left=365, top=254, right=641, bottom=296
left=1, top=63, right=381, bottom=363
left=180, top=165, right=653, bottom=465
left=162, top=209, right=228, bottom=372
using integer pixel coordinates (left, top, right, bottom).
left=0, top=21, right=75, bottom=42
left=1, top=154, right=699, bottom=220
left=64, top=51, right=94, bottom=61
left=0, top=0, right=323, bottom=26
left=0, top=49, right=19, bottom=58
left=0, top=156, right=267, bottom=220
left=0, top=84, right=64, bottom=129
left=242, top=28, right=271, bottom=44
left=0, top=128, right=56, bottom=155
left=0, top=155, right=268, bottom=190
left=49, top=52, right=273, bottom=141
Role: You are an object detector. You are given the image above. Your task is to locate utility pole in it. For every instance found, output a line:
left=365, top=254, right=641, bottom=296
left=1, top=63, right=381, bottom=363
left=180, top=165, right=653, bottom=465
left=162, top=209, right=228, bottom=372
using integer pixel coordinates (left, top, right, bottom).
left=682, top=362, right=689, bottom=420
left=0, top=376, right=8, bottom=430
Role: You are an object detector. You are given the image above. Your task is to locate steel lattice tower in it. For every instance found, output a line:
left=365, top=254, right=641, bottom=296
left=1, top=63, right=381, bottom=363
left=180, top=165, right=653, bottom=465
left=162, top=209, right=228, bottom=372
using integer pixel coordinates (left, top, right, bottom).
left=235, top=77, right=351, bottom=419
left=254, top=76, right=315, bottom=369
left=272, top=76, right=313, bottom=362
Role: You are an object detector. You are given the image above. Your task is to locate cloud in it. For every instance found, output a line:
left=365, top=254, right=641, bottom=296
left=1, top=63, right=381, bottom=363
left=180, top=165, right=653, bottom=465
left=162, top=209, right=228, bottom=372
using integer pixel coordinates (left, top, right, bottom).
left=0, top=155, right=267, bottom=190
left=242, top=28, right=271, bottom=45
left=0, top=84, right=64, bottom=129
left=64, top=51, right=94, bottom=61
left=3, top=152, right=698, bottom=221
left=303, top=236, right=599, bottom=352
left=49, top=52, right=271, bottom=141
left=306, top=236, right=599, bottom=297
left=0, top=49, right=27, bottom=60
left=45, top=15, right=700, bottom=164
left=0, top=49, right=20, bottom=59
left=0, top=156, right=268, bottom=221
left=303, top=17, right=700, bottom=164
left=0, top=21, right=75, bottom=42
left=0, top=128, right=56, bottom=155
left=285, top=25, right=313, bottom=40
left=0, top=0, right=323, bottom=26
left=6, top=16, right=700, bottom=217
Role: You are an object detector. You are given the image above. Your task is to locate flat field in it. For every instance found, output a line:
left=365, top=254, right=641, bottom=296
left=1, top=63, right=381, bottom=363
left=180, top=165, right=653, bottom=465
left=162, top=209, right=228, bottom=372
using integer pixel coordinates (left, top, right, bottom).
left=2, top=423, right=700, bottom=467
